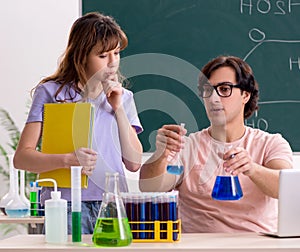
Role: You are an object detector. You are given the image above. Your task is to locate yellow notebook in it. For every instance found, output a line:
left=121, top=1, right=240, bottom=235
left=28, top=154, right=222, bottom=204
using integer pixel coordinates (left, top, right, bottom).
left=38, top=102, right=94, bottom=188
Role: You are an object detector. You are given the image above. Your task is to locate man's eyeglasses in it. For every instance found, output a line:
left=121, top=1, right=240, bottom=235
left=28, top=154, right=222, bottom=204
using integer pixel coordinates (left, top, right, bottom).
left=198, top=82, right=242, bottom=98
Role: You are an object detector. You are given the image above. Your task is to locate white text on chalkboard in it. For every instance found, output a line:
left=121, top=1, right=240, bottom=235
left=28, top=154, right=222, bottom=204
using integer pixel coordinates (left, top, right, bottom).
left=240, top=0, right=300, bottom=15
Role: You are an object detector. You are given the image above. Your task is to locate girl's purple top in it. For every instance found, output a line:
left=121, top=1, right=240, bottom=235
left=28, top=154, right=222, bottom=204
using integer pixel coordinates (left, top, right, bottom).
left=27, top=81, right=143, bottom=202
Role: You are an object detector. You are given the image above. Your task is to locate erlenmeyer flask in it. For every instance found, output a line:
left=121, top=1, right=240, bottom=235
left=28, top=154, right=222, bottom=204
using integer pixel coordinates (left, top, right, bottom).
left=211, top=146, right=243, bottom=201
left=166, top=152, right=184, bottom=175
left=92, top=172, right=132, bottom=247
left=166, top=123, right=185, bottom=175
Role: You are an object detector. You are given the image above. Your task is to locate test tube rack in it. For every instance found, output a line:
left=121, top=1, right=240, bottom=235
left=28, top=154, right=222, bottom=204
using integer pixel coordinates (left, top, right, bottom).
left=121, top=191, right=181, bottom=243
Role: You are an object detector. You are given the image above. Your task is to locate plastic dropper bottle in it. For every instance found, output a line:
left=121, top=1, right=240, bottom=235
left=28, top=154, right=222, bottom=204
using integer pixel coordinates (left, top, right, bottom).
left=36, top=178, right=67, bottom=244
left=166, top=123, right=185, bottom=175
left=71, top=166, right=82, bottom=243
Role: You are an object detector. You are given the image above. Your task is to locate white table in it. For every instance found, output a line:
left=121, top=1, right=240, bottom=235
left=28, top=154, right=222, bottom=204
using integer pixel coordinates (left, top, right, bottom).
left=0, top=233, right=300, bottom=251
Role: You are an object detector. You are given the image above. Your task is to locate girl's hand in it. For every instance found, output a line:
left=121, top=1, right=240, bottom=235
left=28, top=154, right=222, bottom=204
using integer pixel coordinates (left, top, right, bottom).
left=74, top=147, right=98, bottom=176
left=102, top=74, right=123, bottom=111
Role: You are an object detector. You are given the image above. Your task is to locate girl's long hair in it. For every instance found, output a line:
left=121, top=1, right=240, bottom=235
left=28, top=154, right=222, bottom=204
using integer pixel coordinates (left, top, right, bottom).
left=33, top=12, right=128, bottom=102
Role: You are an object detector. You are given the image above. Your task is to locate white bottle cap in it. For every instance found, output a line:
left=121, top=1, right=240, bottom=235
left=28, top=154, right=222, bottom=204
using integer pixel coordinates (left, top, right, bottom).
left=51, top=191, right=61, bottom=200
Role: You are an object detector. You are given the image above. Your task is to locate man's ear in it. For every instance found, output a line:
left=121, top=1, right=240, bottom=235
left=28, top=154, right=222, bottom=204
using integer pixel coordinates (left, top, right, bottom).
left=242, top=91, right=251, bottom=104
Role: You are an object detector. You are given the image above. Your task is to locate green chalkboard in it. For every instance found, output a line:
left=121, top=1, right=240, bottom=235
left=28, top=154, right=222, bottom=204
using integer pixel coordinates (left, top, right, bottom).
left=83, top=0, right=300, bottom=152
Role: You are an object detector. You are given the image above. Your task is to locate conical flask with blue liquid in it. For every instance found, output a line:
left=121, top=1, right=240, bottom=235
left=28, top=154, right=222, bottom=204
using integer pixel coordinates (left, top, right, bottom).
left=166, top=123, right=185, bottom=175
left=92, top=172, right=132, bottom=247
left=211, top=146, right=243, bottom=201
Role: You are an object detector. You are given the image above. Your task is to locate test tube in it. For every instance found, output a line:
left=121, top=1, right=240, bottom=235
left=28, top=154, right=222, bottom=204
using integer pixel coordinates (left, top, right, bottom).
left=132, top=195, right=140, bottom=239
left=160, top=194, right=169, bottom=239
left=139, top=194, right=146, bottom=239
left=30, top=182, right=39, bottom=217
left=151, top=194, right=159, bottom=239
left=169, top=191, right=179, bottom=241
left=124, top=194, right=136, bottom=238
left=145, top=194, right=152, bottom=239
left=71, top=166, right=82, bottom=242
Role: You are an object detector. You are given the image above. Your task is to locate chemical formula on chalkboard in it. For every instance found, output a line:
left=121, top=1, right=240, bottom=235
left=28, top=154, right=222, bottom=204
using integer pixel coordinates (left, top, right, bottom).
left=245, top=111, right=268, bottom=131
left=240, top=0, right=299, bottom=15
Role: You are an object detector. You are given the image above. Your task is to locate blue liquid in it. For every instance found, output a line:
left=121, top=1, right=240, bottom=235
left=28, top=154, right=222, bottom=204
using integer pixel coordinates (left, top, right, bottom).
left=169, top=201, right=178, bottom=241
left=139, top=202, right=146, bottom=239
left=211, top=176, right=243, bottom=200
left=151, top=201, right=159, bottom=239
left=167, top=165, right=184, bottom=175
left=6, top=209, right=29, bottom=217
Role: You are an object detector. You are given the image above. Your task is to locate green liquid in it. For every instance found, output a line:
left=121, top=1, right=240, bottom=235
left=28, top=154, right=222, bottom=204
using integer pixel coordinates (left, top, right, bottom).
left=72, top=212, right=81, bottom=242
left=30, top=191, right=38, bottom=216
left=92, top=217, right=132, bottom=247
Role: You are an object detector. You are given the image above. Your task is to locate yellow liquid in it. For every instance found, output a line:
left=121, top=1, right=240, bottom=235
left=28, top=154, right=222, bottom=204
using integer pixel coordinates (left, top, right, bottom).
left=92, top=217, right=132, bottom=247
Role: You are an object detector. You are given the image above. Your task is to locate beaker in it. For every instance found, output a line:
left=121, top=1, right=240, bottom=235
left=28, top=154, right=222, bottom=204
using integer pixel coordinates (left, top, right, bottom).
left=211, top=147, right=243, bottom=201
left=166, top=123, right=185, bottom=175
left=92, top=172, right=132, bottom=247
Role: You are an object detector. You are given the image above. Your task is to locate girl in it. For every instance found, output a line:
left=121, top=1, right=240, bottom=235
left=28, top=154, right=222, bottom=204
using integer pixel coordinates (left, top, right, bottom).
left=14, top=12, right=143, bottom=234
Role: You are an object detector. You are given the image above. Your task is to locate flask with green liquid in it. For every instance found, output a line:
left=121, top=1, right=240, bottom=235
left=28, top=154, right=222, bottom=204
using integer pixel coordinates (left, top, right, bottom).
left=92, top=172, right=132, bottom=247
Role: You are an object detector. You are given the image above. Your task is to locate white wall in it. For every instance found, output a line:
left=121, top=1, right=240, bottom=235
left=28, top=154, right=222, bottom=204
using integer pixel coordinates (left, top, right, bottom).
left=293, top=153, right=300, bottom=169
left=0, top=0, right=80, bottom=196
left=124, top=152, right=153, bottom=192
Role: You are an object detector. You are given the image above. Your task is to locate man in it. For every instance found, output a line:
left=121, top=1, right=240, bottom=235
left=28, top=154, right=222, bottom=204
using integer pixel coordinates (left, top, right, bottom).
left=139, top=55, right=293, bottom=233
